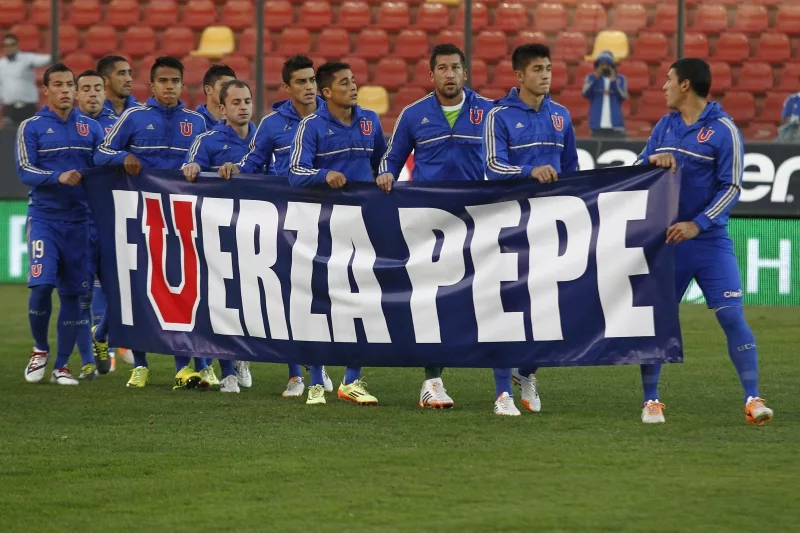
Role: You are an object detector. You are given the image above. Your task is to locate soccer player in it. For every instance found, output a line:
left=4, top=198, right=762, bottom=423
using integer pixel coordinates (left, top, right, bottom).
left=96, top=55, right=138, bottom=118
left=196, top=64, right=236, bottom=127
left=483, top=43, right=579, bottom=416
left=220, top=54, right=333, bottom=397
left=16, top=63, right=105, bottom=385
left=289, top=61, right=387, bottom=406
left=95, top=56, right=212, bottom=390
left=635, top=58, right=773, bottom=425
left=376, top=43, right=494, bottom=410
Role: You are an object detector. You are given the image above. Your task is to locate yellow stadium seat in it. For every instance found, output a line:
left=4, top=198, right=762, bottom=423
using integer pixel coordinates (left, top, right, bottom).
left=357, top=86, right=389, bottom=115
left=586, top=30, right=629, bottom=61
left=191, top=26, right=235, bottom=59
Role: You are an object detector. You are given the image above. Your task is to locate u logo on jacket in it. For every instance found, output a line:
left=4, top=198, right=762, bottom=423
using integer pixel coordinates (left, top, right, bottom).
left=551, top=115, right=564, bottom=131
left=697, top=127, right=714, bottom=143
left=76, top=122, right=89, bottom=136
left=470, top=108, right=484, bottom=125
left=360, top=120, right=373, bottom=136
left=180, top=122, right=193, bottom=136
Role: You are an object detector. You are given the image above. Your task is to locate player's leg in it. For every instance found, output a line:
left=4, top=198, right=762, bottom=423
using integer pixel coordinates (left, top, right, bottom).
left=419, top=366, right=454, bottom=409
left=174, top=355, right=202, bottom=390
left=512, top=365, right=541, bottom=413
left=283, top=363, right=304, bottom=398
left=493, top=367, right=520, bottom=416
left=195, top=356, right=219, bottom=389
left=219, top=358, right=240, bottom=393
left=127, top=350, right=150, bottom=388
left=338, top=366, right=378, bottom=405
left=306, top=365, right=326, bottom=405
left=76, top=290, right=97, bottom=380
left=25, top=218, right=56, bottom=383
left=234, top=360, right=252, bottom=388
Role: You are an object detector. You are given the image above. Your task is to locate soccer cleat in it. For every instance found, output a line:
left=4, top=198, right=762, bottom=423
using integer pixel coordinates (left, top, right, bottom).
left=109, top=351, right=117, bottom=372
left=199, top=366, right=220, bottom=389
left=118, top=348, right=134, bottom=365
left=173, top=366, right=202, bottom=390
left=306, top=384, right=326, bottom=405
left=641, top=400, right=666, bottom=424
left=91, top=325, right=111, bottom=374
left=282, top=376, right=305, bottom=397
left=337, top=379, right=378, bottom=405
left=234, top=361, right=252, bottom=388
left=126, top=366, right=149, bottom=388
left=220, top=374, right=240, bottom=393
left=419, top=378, right=454, bottom=409
left=50, top=367, right=79, bottom=386
left=512, top=369, right=541, bottom=413
left=494, top=392, right=521, bottom=416
left=322, top=366, right=334, bottom=392
left=745, top=397, right=773, bottom=425
left=25, top=348, right=49, bottom=383
left=79, top=363, right=97, bottom=381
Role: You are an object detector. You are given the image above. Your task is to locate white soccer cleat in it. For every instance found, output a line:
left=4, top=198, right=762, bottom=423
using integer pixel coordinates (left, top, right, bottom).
left=118, top=348, right=134, bottom=365
left=512, top=369, right=541, bottom=413
left=494, top=392, right=521, bottom=416
left=282, top=376, right=305, bottom=397
left=746, top=396, right=773, bottom=425
left=234, top=361, right=252, bottom=388
left=25, top=348, right=49, bottom=383
left=50, top=367, right=79, bottom=386
left=220, top=374, right=240, bottom=393
left=419, top=378, right=455, bottom=408
left=641, top=400, right=666, bottom=424
left=322, top=366, right=334, bottom=392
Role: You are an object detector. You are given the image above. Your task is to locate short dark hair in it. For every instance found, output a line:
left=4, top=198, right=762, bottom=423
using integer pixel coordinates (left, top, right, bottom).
left=282, top=55, right=315, bottom=85
left=202, top=64, right=237, bottom=89
left=670, top=57, right=712, bottom=98
left=97, top=55, right=129, bottom=78
left=43, top=63, right=74, bottom=87
left=219, top=79, right=251, bottom=106
left=429, top=44, right=465, bottom=72
left=512, top=43, right=551, bottom=72
left=316, top=61, right=351, bottom=91
left=150, top=56, right=184, bottom=83
left=76, top=69, right=104, bottom=85
left=3, top=33, right=18, bottom=44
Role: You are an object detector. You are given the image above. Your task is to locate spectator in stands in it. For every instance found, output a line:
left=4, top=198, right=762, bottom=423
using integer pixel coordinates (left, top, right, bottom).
left=582, top=51, right=627, bottom=139
left=777, top=92, right=800, bottom=143
left=0, top=33, right=51, bottom=128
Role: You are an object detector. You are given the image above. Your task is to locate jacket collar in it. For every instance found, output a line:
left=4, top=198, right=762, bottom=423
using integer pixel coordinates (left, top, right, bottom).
left=213, top=122, right=256, bottom=144
left=499, top=87, right=552, bottom=113
left=102, top=95, right=139, bottom=116
left=274, top=96, right=326, bottom=121
left=316, top=103, right=367, bottom=127
left=37, top=106, right=81, bottom=124
left=145, top=96, right=185, bottom=113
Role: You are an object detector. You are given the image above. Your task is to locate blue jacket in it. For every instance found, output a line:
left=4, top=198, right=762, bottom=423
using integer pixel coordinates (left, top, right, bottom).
left=484, top=89, right=579, bottom=180
left=183, top=122, right=257, bottom=171
left=288, top=104, right=387, bottom=187
left=635, top=101, right=743, bottom=240
left=782, top=93, right=800, bottom=121
left=95, top=97, right=208, bottom=170
left=582, top=73, right=627, bottom=130
left=102, top=95, right=139, bottom=117
left=15, top=106, right=105, bottom=221
left=238, top=97, right=326, bottom=176
left=196, top=104, right=223, bottom=127
left=379, top=88, right=494, bottom=181
left=94, top=104, right=120, bottom=135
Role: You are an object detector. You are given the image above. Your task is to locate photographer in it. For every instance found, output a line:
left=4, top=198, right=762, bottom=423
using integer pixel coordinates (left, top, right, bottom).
left=582, top=51, right=627, bottom=139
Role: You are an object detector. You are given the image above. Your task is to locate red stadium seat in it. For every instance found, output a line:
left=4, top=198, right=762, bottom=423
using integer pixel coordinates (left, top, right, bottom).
left=712, top=33, right=750, bottom=63
left=760, top=92, right=790, bottom=122
left=83, top=25, right=118, bottom=57
left=222, top=0, right=254, bottom=31
left=481, top=87, right=507, bottom=101
left=105, top=0, right=140, bottom=28
left=277, top=28, right=311, bottom=55
left=131, top=82, right=150, bottom=103
left=120, top=27, right=157, bottom=58
left=376, top=2, right=410, bottom=32
left=337, top=2, right=371, bottom=31
left=473, top=30, right=508, bottom=61
left=182, top=0, right=216, bottom=30
left=144, top=0, right=179, bottom=30
left=63, top=52, right=95, bottom=74
left=683, top=32, right=709, bottom=59
left=353, top=29, right=389, bottom=60
left=30, top=0, right=54, bottom=28
left=180, top=55, right=210, bottom=87
left=0, top=0, right=26, bottom=26
left=264, top=1, right=293, bottom=30
left=434, top=29, right=464, bottom=49
left=573, top=4, right=607, bottom=34
left=632, top=32, right=668, bottom=63
left=491, top=60, right=517, bottom=90
left=394, top=29, right=428, bottom=61
left=341, top=57, right=368, bottom=84
left=731, top=5, right=768, bottom=34
left=412, top=58, right=431, bottom=86
left=554, top=89, right=588, bottom=120
left=778, top=63, right=800, bottom=91
left=775, top=5, right=800, bottom=36
left=50, top=24, right=80, bottom=55
left=708, top=61, right=732, bottom=93
left=300, top=1, right=332, bottom=31
left=737, top=62, right=774, bottom=93
left=372, top=57, right=408, bottom=90
left=721, top=91, right=756, bottom=124
left=633, top=89, right=667, bottom=122
left=750, top=0, right=780, bottom=5
left=9, top=24, right=41, bottom=51
left=382, top=114, right=398, bottom=134
left=550, top=59, right=568, bottom=92
left=626, top=119, right=654, bottom=139
left=219, top=54, right=251, bottom=79
left=617, top=60, right=649, bottom=93
left=414, top=2, right=449, bottom=32
left=68, top=0, right=101, bottom=28
left=574, top=61, right=594, bottom=88
left=552, top=32, right=587, bottom=62
left=650, top=4, right=677, bottom=35
left=237, top=27, right=273, bottom=59
left=316, top=28, right=351, bottom=59
left=755, top=33, right=791, bottom=64
left=613, top=4, right=647, bottom=34
left=393, top=87, right=427, bottom=113
left=160, top=26, right=196, bottom=58
left=135, top=54, right=159, bottom=83
left=470, top=59, right=489, bottom=89
left=493, top=3, right=528, bottom=32
left=691, top=5, right=728, bottom=34
left=514, top=30, right=548, bottom=50
left=744, top=123, right=778, bottom=142
left=455, top=3, right=489, bottom=33
left=533, top=4, right=567, bottom=33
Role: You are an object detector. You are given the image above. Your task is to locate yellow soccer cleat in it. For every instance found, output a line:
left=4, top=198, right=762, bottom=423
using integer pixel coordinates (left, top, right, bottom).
left=306, top=384, right=326, bottom=405
left=126, top=366, right=149, bottom=388
left=173, top=366, right=202, bottom=390
left=337, top=379, right=378, bottom=405
left=91, top=325, right=111, bottom=374
left=745, top=397, right=773, bottom=425
left=199, top=366, right=220, bottom=390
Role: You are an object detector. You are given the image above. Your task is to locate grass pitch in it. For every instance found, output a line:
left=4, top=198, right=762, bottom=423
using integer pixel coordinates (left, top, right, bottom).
left=0, top=284, right=797, bottom=532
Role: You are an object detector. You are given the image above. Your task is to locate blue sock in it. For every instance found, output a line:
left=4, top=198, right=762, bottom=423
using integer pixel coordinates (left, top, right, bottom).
left=91, top=280, right=106, bottom=329
left=29, top=285, right=53, bottom=352
left=76, top=292, right=94, bottom=366
left=344, top=367, right=361, bottom=385
left=518, top=366, right=539, bottom=377
left=175, top=356, right=191, bottom=372
left=309, top=365, right=324, bottom=386
left=493, top=368, right=513, bottom=397
left=95, top=312, right=109, bottom=342
left=205, top=358, right=213, bottom=368
left=219, top=358, right=235, bottom=378
left=193, top=357, right=208, bottom=372
left=288, top=363, right=302, bottom=379
left=641, top=364, right=662, bottom=403
left=132, top=350, right=148, bottom=368
left=716, top=306, right=759, bottom=402
left=54, top=295, right=81, bottom=369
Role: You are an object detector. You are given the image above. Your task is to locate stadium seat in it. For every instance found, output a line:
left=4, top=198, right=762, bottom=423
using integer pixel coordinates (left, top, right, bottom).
left=341, top=56, right=369, bottom=84
left=62, top=52, right=95, bottom=74
left=533, top=4, right=567, bottom=33
left=749, top=0, right=780, bottom=6
left=455, top=3, right=489, bottom=33
left=481, top=87, right=507, bottom=101
left=712, top=33, right=750, bottom=63
left=731, top=5, right=769, bottom=34
left=264, top=0, right=294, bottom=30
left=744, top=122, right=778, bottom=141
left=192, top=26, right=236, bottom=59
left=182, top=0, right=217, bottom=30
left=514, top=30, right=548, bottom=51
left=617, top=60, right=649, bottom=93
left=277, top=28, right=311, bottom=55
left=491, top=60, right=517, bottom=90
left=393, top=87, right=427, bottom=113
left=550, top=59, right=568, bottom=92
left=588, top=30, right=629, bottom=61
left=492, top=3, right=528, bottom=32
left=68, top=0, right=101, bottom=28
left=316, top=28, right=351, bottom=59
left=473, top=30, right=507, bottom=61
left=180, top=55, right=210, bottom=87
left=412, top=58, right=431, bottom=86
left=613, top=4, right=647, bottom=34
left=470, top=59, right=489, bottom=89
left=222, top=0, right=254, bottom=31
left=434, top=29, right=464, bottom=49
left=9, top=24, right=41, bottom=51
left=755, top=33, right=791, bottom=64
left=722, top=91, right=756, bottom=124
left=353, top=29, right=390, bottom=60
left=381, top=114, right=398, bottom=134
left=632, top=32, right=667, bottom=63
left=219, top=54, right=251, bottom=79
left=708, top=61, right=732, bottom=93
left=552, top=32, right=587, bottom=62
left=394, top=29, right=429, bottom=61
left=300, top=1, right=333, bottom=31
left=650, top=4, right=677, bottom=35
left=683, top=32, right=709, bottom=59
left=237, top=28, right=273, bottom=59
left=760, top=92, right=790, bottom=122
left=144, top=0, right=179, bottom=30
left=574, top=61, right=594, bottom=88
left=262, top=56, right=286, bottom=88
left=357, top=86, right=389, bottom=115
left=0, top=0, right=26, bottom=26
left=413, top=2, right=449, bottom=32
left=372, top=57, right=408, bottom=91
left=633, top=90, right=667, bottom=122
left=30, top=0, right=54, bottom=28
left=573, top=4, right=607, bottom=34
left=134, top=54, right=159, bottom=83
left=131, top=82, right=150, bottom=103
left=775, top=5, right=800, bottom=36
left=53, top=24, right=80, bottom=55
left=554, top=89, right=588, bottom=120
left=337, top=2, right=371, bottom=31
left=691, top=5, right=728, bottom=34
left=160, top=27, right=196, bottom=58
left=376, top=2, right=411, bottom=32
left=120, top=27, right=157, bottom=58
left=737, top=62, right=774, bottom=93
left=104, top=0, right=140, bottom=28
left=625, top=119, right=654, bottom=139
left=778, top=63, right=800, bottom=92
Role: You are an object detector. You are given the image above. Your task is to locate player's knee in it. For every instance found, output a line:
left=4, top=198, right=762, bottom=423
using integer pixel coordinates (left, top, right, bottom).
left=715, top=306, right=748, bottom=334
left=29, top=285, right=54, bottom=307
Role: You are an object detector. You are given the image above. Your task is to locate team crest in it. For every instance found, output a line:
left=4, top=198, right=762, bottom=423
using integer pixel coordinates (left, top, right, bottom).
left=31, top=264, right=42, bottom=278
left=76, top=122, right=89, bottom=136
left=697, top=127, right=714, bottom=143
left=470, top=108, right=484, bottom=125
left=551, top=115, right=564, bottom=131
left=105, top=127, right=112, bottom=134
left=180, top=122, right=193, bottom=136
left=360, top=120, right=373, bottom=135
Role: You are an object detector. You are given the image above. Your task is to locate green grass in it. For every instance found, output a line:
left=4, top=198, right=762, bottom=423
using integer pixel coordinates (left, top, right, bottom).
left=0, top=284, right=797, bottom=532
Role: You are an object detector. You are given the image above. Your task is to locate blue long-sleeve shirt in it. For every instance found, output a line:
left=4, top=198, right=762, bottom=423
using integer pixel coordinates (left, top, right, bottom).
left=484, top=89, right=579, bottom=180
left=183, top=122, right=256, bottom=171
left=582, top=74, right=627, bottom=130
left=15, top=106, right=105, bottom=221
left=378, top=88, right=494, bottom=181
left=288, top=104, right=387, bottom=187
left=95, top=96, right=208, bottom=170
left=635, top=101, right=743, bottom=240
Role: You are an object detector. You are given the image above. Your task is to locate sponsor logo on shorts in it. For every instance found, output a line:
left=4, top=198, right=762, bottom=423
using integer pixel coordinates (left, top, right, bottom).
left=724, top=290, right=743, bottom=298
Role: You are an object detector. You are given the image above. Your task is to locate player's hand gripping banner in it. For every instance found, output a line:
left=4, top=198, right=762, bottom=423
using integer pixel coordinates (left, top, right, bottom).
left=84, top=166, right=683, bottom=368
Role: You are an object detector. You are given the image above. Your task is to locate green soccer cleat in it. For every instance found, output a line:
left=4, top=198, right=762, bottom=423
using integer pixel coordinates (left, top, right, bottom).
left=173, top=366, right=202, bottom=390
left=126, top=366, right=149, bottom=388
left=79, top=363, right=97, bottom=381
left=199, top=366, right=220, bottom=389
left=91, top=325, right=111, bottom=375
left=306, top=384, right=326, bottom=405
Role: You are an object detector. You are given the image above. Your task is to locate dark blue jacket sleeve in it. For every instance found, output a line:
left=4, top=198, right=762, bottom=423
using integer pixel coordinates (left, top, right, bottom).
left=16, top=121, right=59, bottom=186
left=561, top=117, right=579, bottom=173
left=378, top=109, right=413, bottom=178
left=634, top=116, right=667, bottom=165
left=288, top=116, right=328, bottom=187
left=95, top=108, right=137, bottom=166
left=484, top=108, right=531, bottom=180
left=183, top=132, right=212, bottom=170
left=371, top=118, right=388, bottom=177
left=238, top=116, right=274, bottom=174
left=693, top=119, right=743, bottom=231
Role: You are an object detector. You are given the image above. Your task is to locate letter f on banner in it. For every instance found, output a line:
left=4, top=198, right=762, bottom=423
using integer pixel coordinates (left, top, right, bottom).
left=142, top=193, right=201, bottom=331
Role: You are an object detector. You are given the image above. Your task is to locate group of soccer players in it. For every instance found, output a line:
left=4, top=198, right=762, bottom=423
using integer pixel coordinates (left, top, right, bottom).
left=16, top=41, right=774, bottom=425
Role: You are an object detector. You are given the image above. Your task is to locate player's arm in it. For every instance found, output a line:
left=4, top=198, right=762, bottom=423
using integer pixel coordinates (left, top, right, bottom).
left=370, top=118, right=388, bottom=177
left=16, top=121, right=59, bottom=186
left=484, top=108, right=531, bottom=180
left=182, top=133, right=211, bottom=181
left=581, top=73, right=602, bottom=98
left=288, top=117, right=330, bottom=187
left=94, top=108, right=136, bottom=167
left=560, top=117, right=579, bottom=173
left=237, top=117, right=274, bottom=174
left=692, top=120, right=743, bottom=232
left=378, top=110, right=413, bottom=180
left=634, top=116, right=667, bottom=166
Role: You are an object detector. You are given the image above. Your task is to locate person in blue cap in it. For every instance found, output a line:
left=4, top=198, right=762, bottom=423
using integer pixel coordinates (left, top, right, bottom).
left=582, top=50, right=627, bottom=139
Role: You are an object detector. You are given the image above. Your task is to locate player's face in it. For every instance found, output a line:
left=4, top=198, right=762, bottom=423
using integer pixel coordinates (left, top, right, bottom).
left=222, top=86, right=253, bottom=127
left=151, top=67, right=183, bottom=106
left=517, top=57, right=552, bottom=97
left=3, top=38, right=18, bottom=58
left=107, top=61, right=132, bottom=98
left=285, top=68, right=317, bottom=106
left=77, top=75, right=106, bottom=116
left=44, top=71, right=76, bottom=111
left=208, top=75, right=235, bottom=106
left=323, top=69, right=357, bottom=109
left=430, top=54, right=466, bottom=99
left=663, top=69, right=684, bottom=110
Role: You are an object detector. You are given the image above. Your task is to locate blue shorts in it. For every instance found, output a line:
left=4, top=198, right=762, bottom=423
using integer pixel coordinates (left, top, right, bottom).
left=675, top=236, right=743, bottom=309
left=27, top=217, right=90, bottom=296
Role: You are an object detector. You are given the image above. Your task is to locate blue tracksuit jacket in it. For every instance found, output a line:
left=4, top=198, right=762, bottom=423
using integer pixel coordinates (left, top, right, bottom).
left=635, top=101, right=743, bottom=240
left=484, top=89, right=579, bottom=180
left=582, top=73, right=627, bottom=130
left=288, top=104, right=387, bottom=186
left=94, top=97, right=208, bottom=170
left=378, top=88, right=494, bottom=181
left=782, top=93, right=800, bottom=120
left=183, top=122, right=257, bottom=171
left=102, top=95, right=139, bottom=117
left=196, top=104, right=223, bottom=128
